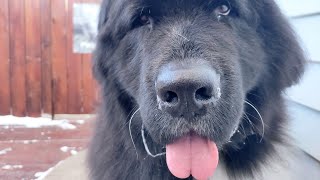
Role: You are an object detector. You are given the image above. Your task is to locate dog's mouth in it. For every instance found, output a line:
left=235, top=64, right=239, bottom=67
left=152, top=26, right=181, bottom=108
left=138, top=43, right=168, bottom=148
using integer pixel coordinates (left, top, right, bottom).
left=166, top=132, right=219, bottom=180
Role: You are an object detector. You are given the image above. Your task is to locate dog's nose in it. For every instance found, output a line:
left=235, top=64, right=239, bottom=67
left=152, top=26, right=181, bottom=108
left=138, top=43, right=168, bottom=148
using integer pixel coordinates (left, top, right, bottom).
left=156, top=65, right=221, bottom=119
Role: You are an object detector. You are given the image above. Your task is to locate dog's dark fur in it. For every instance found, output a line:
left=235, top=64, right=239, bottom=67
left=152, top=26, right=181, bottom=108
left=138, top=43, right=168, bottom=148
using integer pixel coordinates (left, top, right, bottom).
left=88, top=0, right=305, bottom=179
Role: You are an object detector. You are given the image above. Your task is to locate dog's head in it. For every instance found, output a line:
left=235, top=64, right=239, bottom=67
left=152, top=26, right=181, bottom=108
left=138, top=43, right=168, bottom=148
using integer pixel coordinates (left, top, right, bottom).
left=94, top=0, right=305, bottom=177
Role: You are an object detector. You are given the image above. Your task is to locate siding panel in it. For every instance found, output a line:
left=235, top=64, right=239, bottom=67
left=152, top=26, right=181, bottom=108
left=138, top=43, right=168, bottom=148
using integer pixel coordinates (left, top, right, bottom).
left=291, top=15, right=320, bottom=62
left=276, top=0, right=320, bottom=17
left=287, top=63, right=320, bottom=111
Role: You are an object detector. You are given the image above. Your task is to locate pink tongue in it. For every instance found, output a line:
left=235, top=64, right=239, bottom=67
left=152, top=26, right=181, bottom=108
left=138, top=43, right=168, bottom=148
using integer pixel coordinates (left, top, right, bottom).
left=166, top=134, right=219, bottom=180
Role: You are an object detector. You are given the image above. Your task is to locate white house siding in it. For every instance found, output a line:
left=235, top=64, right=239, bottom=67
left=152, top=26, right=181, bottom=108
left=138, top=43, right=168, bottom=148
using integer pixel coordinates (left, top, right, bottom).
left=276, top=0, right=320, bottom=160
left=276, top=1, right=320, bottom=111
left=291, top=15, right=320, bottom=63
left=276, top=0, right=320, bottom=17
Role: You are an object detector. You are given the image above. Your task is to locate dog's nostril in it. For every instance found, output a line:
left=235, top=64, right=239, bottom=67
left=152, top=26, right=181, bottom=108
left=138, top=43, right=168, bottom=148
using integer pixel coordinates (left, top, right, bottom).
left=195, top=87, right=213, bottom=101
left=164, top=91, right=179, bottom=104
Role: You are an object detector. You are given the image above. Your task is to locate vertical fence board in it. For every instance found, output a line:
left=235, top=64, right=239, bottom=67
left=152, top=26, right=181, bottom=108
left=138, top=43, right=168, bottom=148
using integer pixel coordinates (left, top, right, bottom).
left=82, top=54, right=96, bottom=114
left=0, top=0, right=11, bottom=115
left=81, top=0, right=100, bottom=114
left=51, top=0, right=68, bottom=114
left=25, top=0, right=42, bottom=117
left=67, top=0, right=84, bottom=114
left=40, top=0, right=53, bottom=115
left=9, top=0, right=27, bottom=117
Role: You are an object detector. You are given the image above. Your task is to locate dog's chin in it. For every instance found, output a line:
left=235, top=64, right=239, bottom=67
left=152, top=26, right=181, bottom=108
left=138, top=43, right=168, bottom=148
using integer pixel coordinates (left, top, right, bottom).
left=143, top=116, right=239, bottom=149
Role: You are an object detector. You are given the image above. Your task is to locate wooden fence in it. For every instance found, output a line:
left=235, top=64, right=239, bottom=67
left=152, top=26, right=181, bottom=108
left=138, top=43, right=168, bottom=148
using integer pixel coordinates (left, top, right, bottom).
left=0, top=0, right=101, bottom=117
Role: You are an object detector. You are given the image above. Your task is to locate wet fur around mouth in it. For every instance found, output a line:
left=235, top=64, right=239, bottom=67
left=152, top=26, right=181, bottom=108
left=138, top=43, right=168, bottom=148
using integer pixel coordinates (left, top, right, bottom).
left=88, top=0, right=305, bottom=179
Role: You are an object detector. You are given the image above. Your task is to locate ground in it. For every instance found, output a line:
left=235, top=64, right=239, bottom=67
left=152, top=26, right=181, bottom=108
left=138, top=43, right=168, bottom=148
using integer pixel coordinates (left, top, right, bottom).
left=0, top=116, right=93, bottom=180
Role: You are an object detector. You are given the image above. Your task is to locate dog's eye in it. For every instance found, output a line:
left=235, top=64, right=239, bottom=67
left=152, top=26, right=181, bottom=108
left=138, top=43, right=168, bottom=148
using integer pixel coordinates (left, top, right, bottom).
left=140, top=15, right=151, bottom=25
left=214, top=1, right=231, bottom=16
left=132, top=8, right=153, bottom=29
left=138, top=8, right=152, bottom=26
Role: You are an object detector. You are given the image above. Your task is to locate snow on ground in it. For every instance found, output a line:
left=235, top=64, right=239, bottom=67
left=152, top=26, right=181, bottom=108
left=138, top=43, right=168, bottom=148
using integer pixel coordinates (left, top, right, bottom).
left=0, top=148, right=12, bottom=155
left=1, top=165, right=23, bottom=170
left=34, top=167, right=54, bottom=180
left=34, top=161, right=64, bottom=180
left=23, top=140, right=39, bottom=144
left=76, top=120, right=85, bottom=125
left=60, top=146, right=79, bottom=155
left=60, top=146, right=70, bottom=152
left=0, top=116, right=76, bottom=130
left=70, top=150, right=78, bottom=155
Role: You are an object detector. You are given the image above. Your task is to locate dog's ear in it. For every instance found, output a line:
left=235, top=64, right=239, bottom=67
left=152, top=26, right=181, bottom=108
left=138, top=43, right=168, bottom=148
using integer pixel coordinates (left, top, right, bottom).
left=97, top=0, right=109, bottom=30
left=97, top=1, right=136, bottom=42
left=93, top=1, right=137, bottom=82
left=257, top=1, right=306, bottom=89
left=92, top=0, right=111, bottom=83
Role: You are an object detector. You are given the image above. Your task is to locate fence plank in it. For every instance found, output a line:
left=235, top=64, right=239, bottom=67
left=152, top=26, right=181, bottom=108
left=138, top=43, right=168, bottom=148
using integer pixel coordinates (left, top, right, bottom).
left=81, top=0, right=100, bottom=114
left=25, top=0, right=42, bottom=117
left=82, top=54, right=96, bottom=114
left=0, top=0, right=11, bottom=115
left=40, top=0, right=53, bottom=116
left=51, top=0, right=68, bottom=114
left=67, top=0, right=84, bottom=114
left=9, top=0, right=27, bottom=117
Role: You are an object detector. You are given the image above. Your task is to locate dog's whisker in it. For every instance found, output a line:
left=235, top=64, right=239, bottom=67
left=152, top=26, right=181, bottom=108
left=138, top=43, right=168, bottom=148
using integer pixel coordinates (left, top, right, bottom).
left=125, top=105, right=139, bottom=123
left=141, top=125, right=166, bottom=158
left=129, top=108, right=141, bottom=159
left=243, top=112, right=258, bottom=133
left=244, top=100, right=265, bottom=143
left=239, top=124, right=247, bottom=137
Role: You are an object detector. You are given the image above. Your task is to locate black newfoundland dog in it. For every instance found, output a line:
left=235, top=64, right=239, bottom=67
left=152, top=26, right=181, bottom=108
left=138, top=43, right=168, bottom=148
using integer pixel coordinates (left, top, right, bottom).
left=88, top=0, right=305, bottom=179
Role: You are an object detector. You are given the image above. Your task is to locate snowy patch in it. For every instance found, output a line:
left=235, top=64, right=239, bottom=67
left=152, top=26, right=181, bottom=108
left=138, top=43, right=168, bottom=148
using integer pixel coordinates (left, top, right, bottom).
left=0, top=148, right=12, bottom=155
left=60, top=146, right=79, bottom=155
left=70, top=150, right=78, bottom=155
left=23, top=140, right=39, bottom=144
left=1, top=165, right=23, bottom=170
left=35, top=161, right=64, bottom=180
left=60, top=146, right=70, bottom=152
left=31, top=139, right=39, bottom=143
left=35, top=167, right=53, bottom=180
left=76, top=120, right=85, bottom=124
left=0, top=116, right=76, bottom=130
